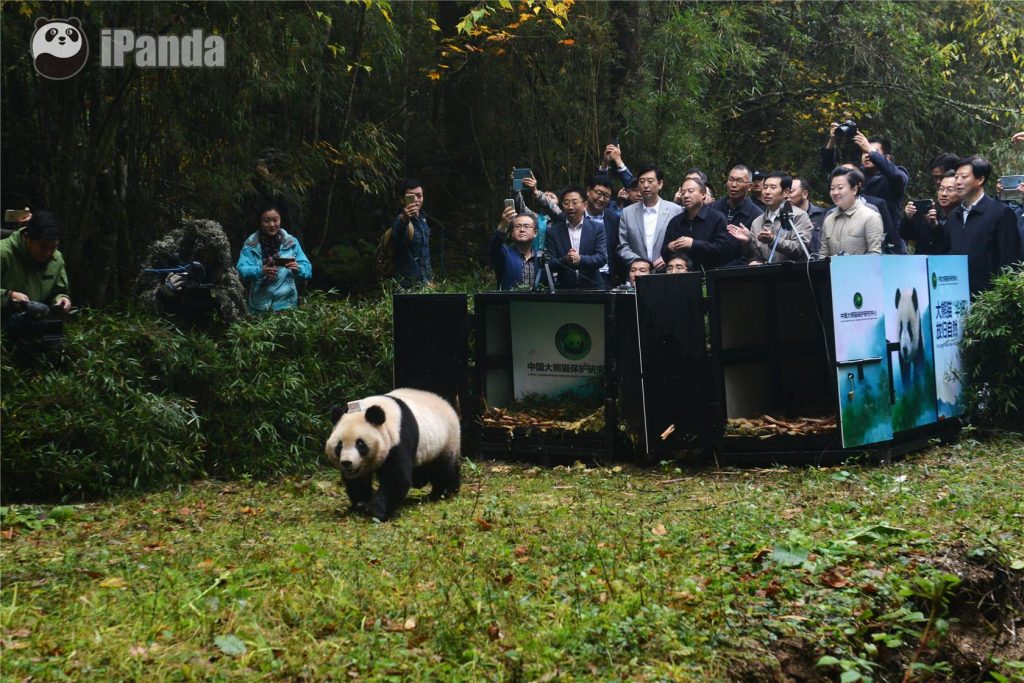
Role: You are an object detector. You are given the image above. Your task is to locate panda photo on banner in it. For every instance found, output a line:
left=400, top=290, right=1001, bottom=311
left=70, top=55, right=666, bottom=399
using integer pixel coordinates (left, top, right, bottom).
left=883, top=255, right=938, bottom=432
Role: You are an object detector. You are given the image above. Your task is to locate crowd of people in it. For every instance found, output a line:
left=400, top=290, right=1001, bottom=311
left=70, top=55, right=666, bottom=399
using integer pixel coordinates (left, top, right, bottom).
left=2, top=128, right=1022, bottom=353
left=465, top=128, right=1022, bottom=296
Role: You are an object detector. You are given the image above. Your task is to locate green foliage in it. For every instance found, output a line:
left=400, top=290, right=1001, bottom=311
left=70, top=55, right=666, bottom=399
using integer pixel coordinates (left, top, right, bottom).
left=960, top=265, right=1024, bottom=429
left=0, top=293, right=394, bottom=501
left=2, top=437, right=1023, bottom=680
left=2, top=1, right=1020, bottom=301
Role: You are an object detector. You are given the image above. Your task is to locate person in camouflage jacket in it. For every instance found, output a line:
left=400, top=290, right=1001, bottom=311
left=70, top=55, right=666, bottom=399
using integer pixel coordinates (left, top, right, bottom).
left=136, top=219, right=246, bottom=327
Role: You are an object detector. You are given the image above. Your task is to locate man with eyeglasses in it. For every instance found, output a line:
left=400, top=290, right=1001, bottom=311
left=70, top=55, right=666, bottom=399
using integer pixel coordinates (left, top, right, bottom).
left=488, top=205, right=541, bottom=290
left=617, top=164, right=683, bottom=272
left=582, top=175, right=624, bottom=288
left=711, top=165, right=763, bottom=265
left=932, top=156, right=1021, bottom=294
left=544, top=185, right=608, bottom=289
left=901, top=170, right=961, bottom=255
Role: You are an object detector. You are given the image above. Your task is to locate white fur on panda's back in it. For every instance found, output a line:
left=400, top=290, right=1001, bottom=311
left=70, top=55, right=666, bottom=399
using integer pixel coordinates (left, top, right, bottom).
left=388, top=388, right=460, bottom=465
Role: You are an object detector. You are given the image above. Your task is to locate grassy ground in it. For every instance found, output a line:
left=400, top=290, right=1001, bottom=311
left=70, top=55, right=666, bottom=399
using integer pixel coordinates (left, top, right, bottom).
left=2, top=434, right=1023, bottom=682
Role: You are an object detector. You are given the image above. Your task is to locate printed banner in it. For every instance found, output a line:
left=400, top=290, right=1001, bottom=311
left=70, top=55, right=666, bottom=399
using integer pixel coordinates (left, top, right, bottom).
left=830, top=255, right=893, bottom=448
left=509, top=302, right=606, bottom=400
left=927, top=256, right=970, bottom=419
left=882, top=256, right=938, bottom=432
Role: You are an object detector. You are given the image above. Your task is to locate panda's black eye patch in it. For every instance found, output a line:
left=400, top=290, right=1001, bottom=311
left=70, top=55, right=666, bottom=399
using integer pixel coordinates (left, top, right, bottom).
left=46, top=28, right=58, bottom=40
left=66, top=28, right=79, bottom=41
left=355, top=439, right=368, bottom=456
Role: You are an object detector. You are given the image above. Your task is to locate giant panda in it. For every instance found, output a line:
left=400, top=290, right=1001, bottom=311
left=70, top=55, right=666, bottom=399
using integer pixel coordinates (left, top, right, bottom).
left=895, top=287, right=924, bottom=390
left=325, top=388, right=461, bottom=522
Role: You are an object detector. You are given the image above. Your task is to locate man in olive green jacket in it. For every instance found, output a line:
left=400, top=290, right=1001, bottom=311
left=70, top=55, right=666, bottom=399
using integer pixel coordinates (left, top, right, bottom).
left=0, top=211, right=72, bottom=313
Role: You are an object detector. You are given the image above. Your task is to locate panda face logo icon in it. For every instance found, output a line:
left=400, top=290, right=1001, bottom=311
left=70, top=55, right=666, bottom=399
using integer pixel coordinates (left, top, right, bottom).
left=31, top=18, right=89, bottom=80
left=555, top=323, right=591, bottom=361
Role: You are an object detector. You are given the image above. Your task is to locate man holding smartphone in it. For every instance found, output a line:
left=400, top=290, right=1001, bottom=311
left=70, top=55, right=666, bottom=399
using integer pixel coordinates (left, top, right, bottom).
left=902, top=171, right=961, bottom=255
left=390, top=179, right=432, bottom=287
left=488, top=205, right=539, bottom=290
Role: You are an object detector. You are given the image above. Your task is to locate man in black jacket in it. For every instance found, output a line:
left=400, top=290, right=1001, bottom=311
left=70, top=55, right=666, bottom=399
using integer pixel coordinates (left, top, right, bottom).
left=821, top=125, right=908, bottom=252
left=661, top=177, right=732, bottom=270
left=935, top=156, right=1022, bottom=294
left=712, top=165, right=762, bottom=265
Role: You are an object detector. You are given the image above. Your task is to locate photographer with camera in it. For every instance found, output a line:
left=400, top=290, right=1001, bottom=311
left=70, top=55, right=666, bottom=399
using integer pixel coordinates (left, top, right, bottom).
left=902, top=170, right=961, bottom=255
left=1, top=210, right=71, bottom=316
left=821, top=121, right=908, bottom=252
left=138, top=218, right=246, bottom=327
left=1, top=210, right=72, bottom=352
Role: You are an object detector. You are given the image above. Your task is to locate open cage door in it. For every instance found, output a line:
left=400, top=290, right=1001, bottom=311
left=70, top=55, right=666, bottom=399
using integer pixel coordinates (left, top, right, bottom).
left=633, top=273, right=710, bottom=456
left=392, top=294, right=469, bottom=411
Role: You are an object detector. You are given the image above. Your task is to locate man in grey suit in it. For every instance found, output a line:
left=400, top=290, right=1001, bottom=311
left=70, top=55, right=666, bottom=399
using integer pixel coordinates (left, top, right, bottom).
left=616, top=164, right=683, bottom=271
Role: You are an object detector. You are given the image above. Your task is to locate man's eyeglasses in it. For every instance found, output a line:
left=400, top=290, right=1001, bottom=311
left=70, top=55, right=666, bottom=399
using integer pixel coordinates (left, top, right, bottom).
left=589, top=189, right=611, bottom=199
left=562, top=199, right=583, bottom=207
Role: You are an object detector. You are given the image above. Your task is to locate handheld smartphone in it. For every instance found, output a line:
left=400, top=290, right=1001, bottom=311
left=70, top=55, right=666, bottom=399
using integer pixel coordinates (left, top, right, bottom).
left=609, top=137, right=619, bottom=148
left=4, top=209, right=30, bottom=223
left=403, top=193, right=417, bottom=207
left=998, top=175, right=1023, bottom=191
left=512, top=167, right=531, bottom=192
left=274, top=257, right=296, bottom=266
left=503, top=198, right=515, bottom=211
left=913, top=199, right=934, bottom=214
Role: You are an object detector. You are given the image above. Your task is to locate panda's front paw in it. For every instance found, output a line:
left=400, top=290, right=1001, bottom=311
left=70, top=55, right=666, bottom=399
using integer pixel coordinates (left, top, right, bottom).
left=350, top=501, right=369, bottom=515
left=367, top=500, right=391, bottom=523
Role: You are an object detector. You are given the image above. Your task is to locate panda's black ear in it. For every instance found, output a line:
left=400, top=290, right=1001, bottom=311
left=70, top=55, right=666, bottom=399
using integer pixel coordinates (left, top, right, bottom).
left=365, top=405, right=387, bottom=426
left=68, top=18, right=82, bottom=28
left=894, top=289, right=901, bottom=309
left=911, top=288, right=918, bottom=311
left=330, top=405, right=346, bottom=423
left=36, top=18, right=50, bottom=29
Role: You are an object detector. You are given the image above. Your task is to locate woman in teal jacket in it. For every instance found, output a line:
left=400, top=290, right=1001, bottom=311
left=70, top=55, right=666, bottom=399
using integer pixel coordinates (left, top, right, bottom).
left=237, top=202, right=312, bottom=313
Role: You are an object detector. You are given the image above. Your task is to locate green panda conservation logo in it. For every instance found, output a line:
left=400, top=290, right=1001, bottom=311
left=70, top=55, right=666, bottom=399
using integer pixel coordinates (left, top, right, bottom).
left=554, top=323, right=591, bottom=361
left=853, top=292, right=863, bottom=310
left=932, top=272, right=938, bottom=289
left=32, top=18, right=89, bottom=80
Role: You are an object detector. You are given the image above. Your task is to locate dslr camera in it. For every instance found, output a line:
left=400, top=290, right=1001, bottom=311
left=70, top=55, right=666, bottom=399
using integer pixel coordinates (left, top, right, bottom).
left=835, top=120, right=858, bottom=139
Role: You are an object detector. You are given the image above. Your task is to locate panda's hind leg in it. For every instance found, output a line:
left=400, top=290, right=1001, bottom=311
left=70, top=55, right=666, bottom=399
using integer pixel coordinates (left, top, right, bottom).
left=427, top=453, right=461, bottom=501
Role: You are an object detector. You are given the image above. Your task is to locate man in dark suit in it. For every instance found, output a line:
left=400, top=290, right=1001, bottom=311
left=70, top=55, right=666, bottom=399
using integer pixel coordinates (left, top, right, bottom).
left=712, top=165, right=762, bottom=266
left=661, top=177, right=733, bottom=270
left=544, top=185, right=607, bottom=289
left=582, top=175, right=623, bottom=288
left=937, top=156, right=1022, bottom=294
left=617, top=164, right=683, bottom=272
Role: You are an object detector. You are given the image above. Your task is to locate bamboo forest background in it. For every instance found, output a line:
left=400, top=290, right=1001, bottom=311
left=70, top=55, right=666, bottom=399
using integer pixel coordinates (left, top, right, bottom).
left=2, top=1, right=1022, bottom=304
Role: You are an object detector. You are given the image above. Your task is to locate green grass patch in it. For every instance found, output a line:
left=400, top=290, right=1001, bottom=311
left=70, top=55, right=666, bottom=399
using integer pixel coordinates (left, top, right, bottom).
left=2, top=435, right=1022, bottom=681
